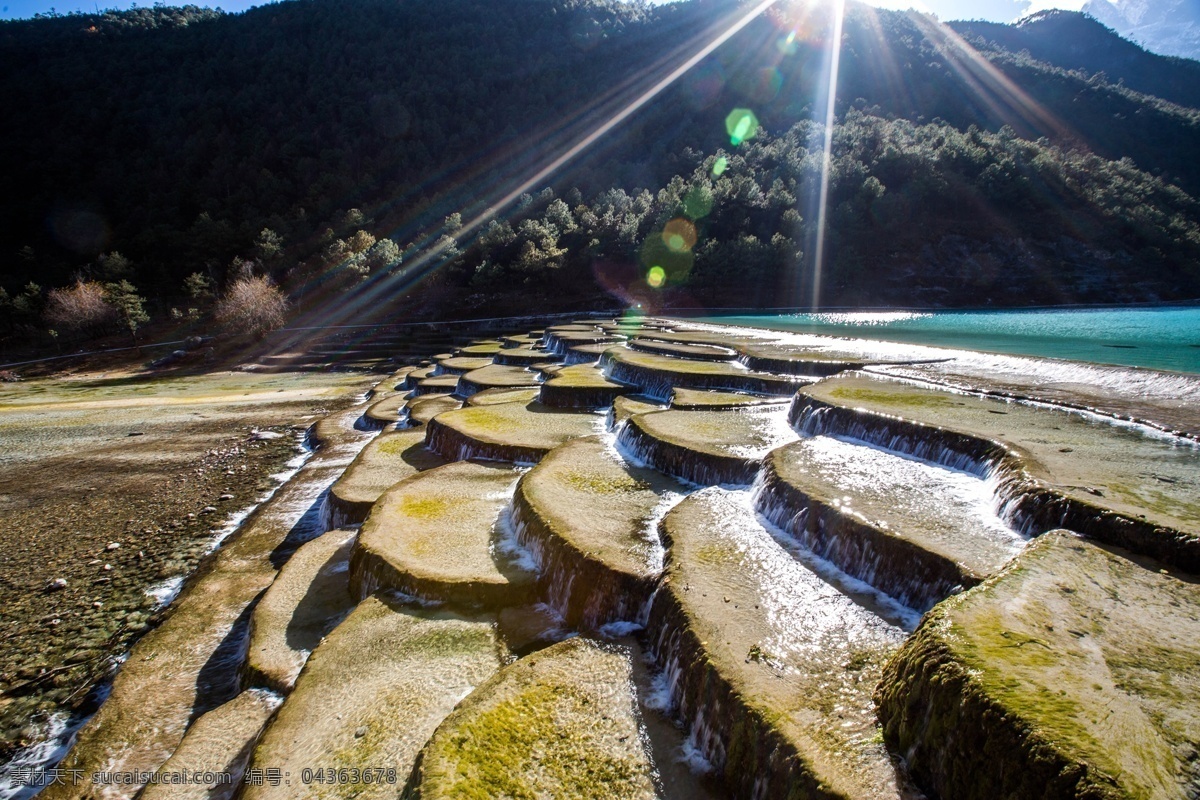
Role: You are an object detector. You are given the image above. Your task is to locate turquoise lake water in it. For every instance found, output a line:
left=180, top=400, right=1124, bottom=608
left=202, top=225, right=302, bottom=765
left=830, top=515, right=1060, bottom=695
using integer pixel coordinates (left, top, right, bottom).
left=691, top=307, right=1200, bottom=374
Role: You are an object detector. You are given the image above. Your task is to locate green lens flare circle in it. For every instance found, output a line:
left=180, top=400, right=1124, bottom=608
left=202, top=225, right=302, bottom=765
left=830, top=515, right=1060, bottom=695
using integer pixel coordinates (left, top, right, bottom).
left=725, top=108, right=759, bottom=146
left=647, top=266, right=666, bottom=288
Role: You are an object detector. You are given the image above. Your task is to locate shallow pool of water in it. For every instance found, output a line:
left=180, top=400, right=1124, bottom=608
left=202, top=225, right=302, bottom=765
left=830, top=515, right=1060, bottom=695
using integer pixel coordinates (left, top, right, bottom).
left=691, top=307, right=1200, bottom=374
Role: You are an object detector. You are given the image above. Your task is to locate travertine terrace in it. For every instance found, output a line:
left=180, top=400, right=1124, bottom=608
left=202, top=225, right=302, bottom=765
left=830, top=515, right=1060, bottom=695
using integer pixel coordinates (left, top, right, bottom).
left=29, top=317, right=1200, bottom=800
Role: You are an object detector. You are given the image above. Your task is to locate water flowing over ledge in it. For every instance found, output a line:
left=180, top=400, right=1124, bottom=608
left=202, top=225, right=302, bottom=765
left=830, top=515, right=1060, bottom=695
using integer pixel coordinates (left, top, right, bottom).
left=789, top=392, right=1200, bottom=573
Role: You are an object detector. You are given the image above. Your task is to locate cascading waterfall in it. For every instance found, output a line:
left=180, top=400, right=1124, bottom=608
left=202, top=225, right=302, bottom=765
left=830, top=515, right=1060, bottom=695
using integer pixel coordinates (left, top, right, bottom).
left=789, top=394, right=1200, bottom=573
left=643, top=597, right=729, bottom=778
left=615, top=418, right=757, bottom=486
left=562, top=349, right=601, bottom=365
left=506, top=497, right=649, bottom=630
left=425, top=417, right=540, bottom=465
left=789, top=401, right=998, bottom=477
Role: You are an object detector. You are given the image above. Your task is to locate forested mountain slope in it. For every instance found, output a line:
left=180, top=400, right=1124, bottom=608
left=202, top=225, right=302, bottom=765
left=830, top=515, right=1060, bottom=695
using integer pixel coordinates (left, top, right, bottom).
left=951, top=10, right=1200, bottom=110
left=2, top=0, right=1198, bottom=326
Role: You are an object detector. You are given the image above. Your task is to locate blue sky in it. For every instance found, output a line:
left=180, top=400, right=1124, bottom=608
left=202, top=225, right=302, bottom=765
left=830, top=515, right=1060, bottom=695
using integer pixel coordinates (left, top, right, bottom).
left=0, top=0, right=1085, bottom=23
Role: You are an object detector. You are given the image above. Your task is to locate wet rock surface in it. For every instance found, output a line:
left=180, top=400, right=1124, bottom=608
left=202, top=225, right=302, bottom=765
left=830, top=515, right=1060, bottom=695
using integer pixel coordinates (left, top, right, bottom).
left=649, top=489, right=917, bottom=799
left=349, top=461, right=535, bottom=607
left=619, top=404, right=795, bottom=485
left=465, top=386, right=541, bottom=406
left=540, top=363, right=630, bottom=408
left=432, top=356, right=492, bottom=375
left=245, top=529, right=357, bottom=694
left=402, top=392, right=462, bottom=425
left=10, top=316, right=1198, bottom=800
left=413, top=637, right=658, bottom=800
left=668, top=387, right=783, bottom=409
left=602, top=347, right=809, bottom=399
left=326, top=429, right=447, bottom=526
left=242, top=600, right=504, bottom=800
left=455, top=363, right=542, bottom=397
left=609, top=393, right=666, bottom=426
left=878, top=530, right=1200, bottom=800
left=139, top=689, right=281, bottom=800
left=493, top=346, right=558, bottom=367
left=795, top=372, right=1200, bottom=570
left=758, top=437, right=1025, bottom=611
left=511, top=435, right=682, bottom=628
left=425, top=400, right=600, bottom=463
left=362, top=392, right=409, bottom=428
left=627, top=338, right=738, bottom=361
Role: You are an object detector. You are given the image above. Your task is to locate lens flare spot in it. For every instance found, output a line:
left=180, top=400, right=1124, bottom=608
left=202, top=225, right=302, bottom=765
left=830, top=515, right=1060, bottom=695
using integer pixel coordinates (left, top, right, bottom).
left=662, top=218, right=698, bottom=253
left=777, top=30, right=796, bottom=56
left=725, top=108, right=759, bottom=146
left=712, top=156, right=729, bottom=177
left=647, top=266, right=666, bottom=288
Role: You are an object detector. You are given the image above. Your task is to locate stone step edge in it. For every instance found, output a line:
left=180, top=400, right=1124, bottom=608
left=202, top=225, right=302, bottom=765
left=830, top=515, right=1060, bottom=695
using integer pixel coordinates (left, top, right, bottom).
left=791, top=395, right=1200, bottom=574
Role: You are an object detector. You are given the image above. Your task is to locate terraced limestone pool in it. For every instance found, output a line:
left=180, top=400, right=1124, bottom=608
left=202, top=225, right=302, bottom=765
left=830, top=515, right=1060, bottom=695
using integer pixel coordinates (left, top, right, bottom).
left=7, top=316, right=1199, bottom=800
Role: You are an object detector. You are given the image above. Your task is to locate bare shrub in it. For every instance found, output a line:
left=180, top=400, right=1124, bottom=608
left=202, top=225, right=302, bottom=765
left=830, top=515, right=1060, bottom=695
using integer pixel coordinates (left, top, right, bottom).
left=44, top=280, right=115, bottom=331
left=215, top=275, right=288, bottom=336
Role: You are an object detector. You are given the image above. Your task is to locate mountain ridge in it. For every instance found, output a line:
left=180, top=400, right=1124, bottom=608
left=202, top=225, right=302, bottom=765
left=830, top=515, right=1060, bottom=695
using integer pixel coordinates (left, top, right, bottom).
left=951, top=10, right=1200, bottom=109
left=1, top=0, right=1198, bottom=330
left=1082, top=0, right=1200, bottom=61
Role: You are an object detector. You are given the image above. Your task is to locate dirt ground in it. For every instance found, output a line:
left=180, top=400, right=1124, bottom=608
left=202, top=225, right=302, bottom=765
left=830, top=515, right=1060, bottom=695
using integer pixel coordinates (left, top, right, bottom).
left=0, top=366, right=376, bottom=757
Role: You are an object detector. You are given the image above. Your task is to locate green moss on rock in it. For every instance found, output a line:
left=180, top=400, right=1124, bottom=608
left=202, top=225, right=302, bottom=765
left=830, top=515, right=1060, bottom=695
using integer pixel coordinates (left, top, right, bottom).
left=877, top=530, right=1200, bottom=800
left=425, top=401, right=599, bottom=464
left=242, top=601, right=504, bottom=800
left=364, top=392, right=410, bottom=428
left=435, top=356, right=494, bottom=375
left=618, top=405, right=795, bottom=485
left=404, top=393, right=462, bottom=425
left=350, top=461, right=535, bottom=607
left=511, top=435, right=680, bottom=628
left=669, top=388, right=786, bottom=410
left=541, top=364, right=630, bottom=409
left=628, top=338, right=738, bottom=361
left=457, top=364, right=542, bottom=397
left=413, top=638, right=657, bottom=800
left=603, top=348, right=810, bottom=400
left=795, top=374, right=1200, bottom=572
left=494, top=347, right=558, bottom=367
left=466, top=387, right=541, bottom=406
left=327, top=429, right=447, bottom=526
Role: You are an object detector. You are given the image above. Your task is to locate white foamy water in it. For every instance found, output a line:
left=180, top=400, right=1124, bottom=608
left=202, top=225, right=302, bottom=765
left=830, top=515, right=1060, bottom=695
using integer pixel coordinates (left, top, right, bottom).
left=0, top=713, right=75, bottom=800
left=702, top=489, right=916, bottom=655
left=143, top=576, right=185, bottom=609
left=793, top=435, right=1026, bottom=555
left=641, top=491, right=685, bottom=574
left=493, top=505, right=540, bottom=574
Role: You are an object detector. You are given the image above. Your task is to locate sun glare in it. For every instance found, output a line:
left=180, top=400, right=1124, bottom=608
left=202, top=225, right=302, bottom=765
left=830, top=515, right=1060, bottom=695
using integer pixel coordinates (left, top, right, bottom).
left=273, top=0, right=785, bottom=340
left=275, top=0, right=1084, bottom=339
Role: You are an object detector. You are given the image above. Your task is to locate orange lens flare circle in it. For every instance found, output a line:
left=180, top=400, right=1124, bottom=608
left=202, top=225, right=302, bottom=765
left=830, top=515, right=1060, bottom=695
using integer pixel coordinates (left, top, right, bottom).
left=661, top=218, right=698, bottom=253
